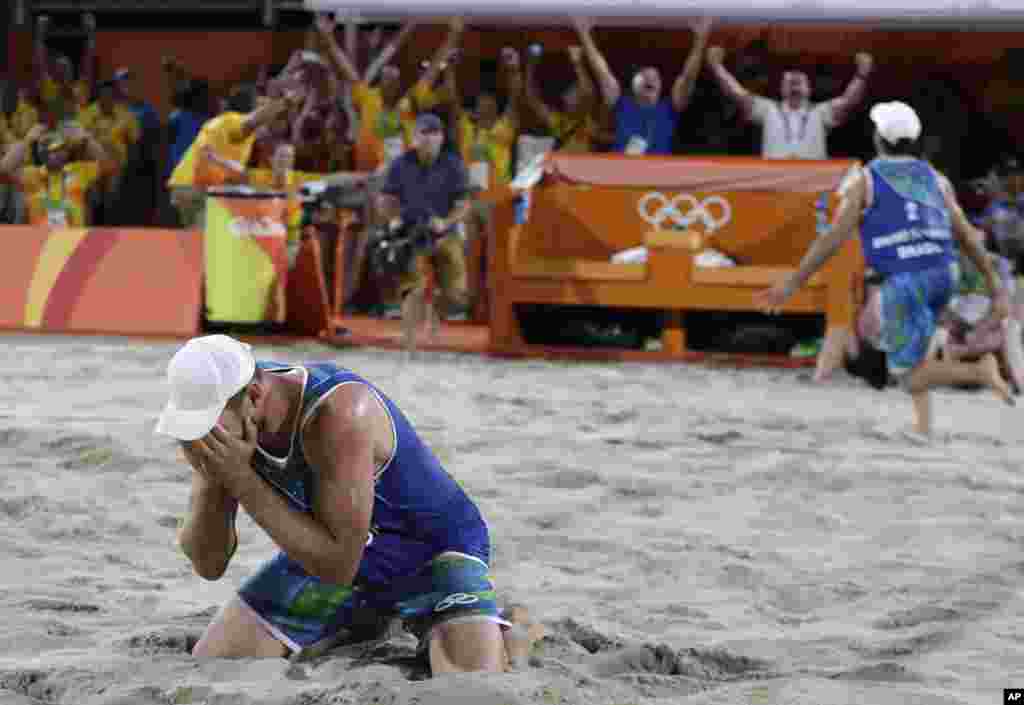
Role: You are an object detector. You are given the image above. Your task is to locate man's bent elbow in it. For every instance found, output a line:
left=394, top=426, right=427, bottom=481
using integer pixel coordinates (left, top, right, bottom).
left=178, top=537, right=229, bottom=581
left=190, top=555, right=230, bottom=582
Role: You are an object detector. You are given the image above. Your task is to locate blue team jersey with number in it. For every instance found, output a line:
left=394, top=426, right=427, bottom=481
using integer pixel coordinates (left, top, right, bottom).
left=859, top=157, right=955, bottom=277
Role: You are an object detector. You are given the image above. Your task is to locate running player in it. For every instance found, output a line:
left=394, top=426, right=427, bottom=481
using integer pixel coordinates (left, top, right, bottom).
left=757, top=101, right=1013, bottom=437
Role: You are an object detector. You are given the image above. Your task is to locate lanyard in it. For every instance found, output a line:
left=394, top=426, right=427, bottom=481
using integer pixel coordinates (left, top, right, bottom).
left=777, top=104, right=811, bottom=145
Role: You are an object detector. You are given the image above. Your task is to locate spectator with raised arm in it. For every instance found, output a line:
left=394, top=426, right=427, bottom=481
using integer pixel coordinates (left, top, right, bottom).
left=452, top=47, right=522, bottom=191
left=575, top=16, right=712, bottom=155
left=0, top=122, right=113, bottom=228
left=34, top=13, right=96, bottom=127
left=167, top=86, right=305, bottom=228
left=524, top=44, right=597, bottom=154
left=316, top=13, right=460, bottom=173
left=706, top=45, right=873, bottom=159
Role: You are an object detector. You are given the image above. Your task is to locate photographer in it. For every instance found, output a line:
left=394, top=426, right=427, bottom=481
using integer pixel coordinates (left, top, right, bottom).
left=378, top=113, right=472, bottom=355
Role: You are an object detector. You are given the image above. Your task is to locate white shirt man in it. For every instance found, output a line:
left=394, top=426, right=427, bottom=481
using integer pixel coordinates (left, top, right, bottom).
left=707, top=48, right=874, bottom=160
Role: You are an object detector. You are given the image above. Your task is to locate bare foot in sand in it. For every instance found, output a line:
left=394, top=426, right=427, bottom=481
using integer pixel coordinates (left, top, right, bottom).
left=502, top=605, right=545, bottom=670
left=980, top=353, right=1015, bottom=406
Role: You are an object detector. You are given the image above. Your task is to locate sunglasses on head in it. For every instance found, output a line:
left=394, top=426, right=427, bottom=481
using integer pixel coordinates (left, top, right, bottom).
left=418, top=127, right=442, bottom=135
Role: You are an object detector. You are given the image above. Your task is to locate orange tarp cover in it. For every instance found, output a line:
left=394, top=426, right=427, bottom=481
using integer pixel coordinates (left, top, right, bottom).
left=523, top=154, right=860, bottom=267
left=542, top=153, right=858, bottom=193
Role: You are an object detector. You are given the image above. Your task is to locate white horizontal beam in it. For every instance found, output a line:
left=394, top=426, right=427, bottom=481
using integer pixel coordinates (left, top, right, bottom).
left=303, top=0, right=1024, bottom=27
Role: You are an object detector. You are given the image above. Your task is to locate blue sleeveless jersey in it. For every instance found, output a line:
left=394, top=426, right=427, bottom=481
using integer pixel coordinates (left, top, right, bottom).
left=859, top=157, right=955, bottom=277
left=248, top=362, right=487, bottom=567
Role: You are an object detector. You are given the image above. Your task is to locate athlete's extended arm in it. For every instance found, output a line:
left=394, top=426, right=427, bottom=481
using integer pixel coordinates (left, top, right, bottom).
left=755, top=169, right=865, bottom=313
left=942, top=180, right=1009, bottom=318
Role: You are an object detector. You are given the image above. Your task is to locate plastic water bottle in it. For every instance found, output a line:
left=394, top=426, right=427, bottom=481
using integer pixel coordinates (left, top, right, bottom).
left=815, top=192, right=830, bottom=237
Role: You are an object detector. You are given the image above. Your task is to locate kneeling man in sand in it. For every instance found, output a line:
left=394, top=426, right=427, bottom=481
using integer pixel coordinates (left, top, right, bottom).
left=156, top=335, right=538, bottom=671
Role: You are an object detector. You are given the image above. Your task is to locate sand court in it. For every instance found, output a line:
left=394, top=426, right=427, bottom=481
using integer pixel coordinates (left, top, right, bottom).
left=0, top=333, right=1021, bottom=705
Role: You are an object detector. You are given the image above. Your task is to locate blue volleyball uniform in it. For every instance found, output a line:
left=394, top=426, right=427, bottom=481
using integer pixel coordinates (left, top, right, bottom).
left=235, top=362, right=504, bottom=653
left=859, top=158, right=958, bottom=376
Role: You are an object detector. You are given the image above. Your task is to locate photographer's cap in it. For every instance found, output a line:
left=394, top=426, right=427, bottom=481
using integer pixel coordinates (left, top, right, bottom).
left=870, top=101, right=922, bottom=143
left=415, top=113, right=443, bottom=134
left=155, top=335, right=255, bottom=441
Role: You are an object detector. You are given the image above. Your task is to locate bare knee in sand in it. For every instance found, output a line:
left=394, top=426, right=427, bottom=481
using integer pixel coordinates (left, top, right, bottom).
left=192, top=598, right=288, bottom=659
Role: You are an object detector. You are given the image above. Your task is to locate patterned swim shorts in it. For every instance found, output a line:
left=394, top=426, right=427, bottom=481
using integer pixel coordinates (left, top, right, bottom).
left=237, top=544, right=505, bottom=655
left=872, top=263, right=958, bottom=377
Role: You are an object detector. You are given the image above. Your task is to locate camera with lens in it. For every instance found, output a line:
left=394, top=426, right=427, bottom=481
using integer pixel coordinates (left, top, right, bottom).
left=368, top=220, right=434, bottom=276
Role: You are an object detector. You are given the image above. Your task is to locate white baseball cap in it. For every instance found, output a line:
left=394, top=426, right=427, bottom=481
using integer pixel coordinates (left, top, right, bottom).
left=869, top=101, right=923, bottom=143
left=155, top=335, right=256, bottom=441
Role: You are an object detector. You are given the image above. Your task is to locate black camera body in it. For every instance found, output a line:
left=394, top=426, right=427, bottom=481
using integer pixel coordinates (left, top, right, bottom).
left=368, top=221, right=435, bottom=276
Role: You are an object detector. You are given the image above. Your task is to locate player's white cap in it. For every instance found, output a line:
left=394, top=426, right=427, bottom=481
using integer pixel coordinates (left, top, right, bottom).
left=869, top=101, right=922, bottom=143
left=155, top=335, right=256, bottom=441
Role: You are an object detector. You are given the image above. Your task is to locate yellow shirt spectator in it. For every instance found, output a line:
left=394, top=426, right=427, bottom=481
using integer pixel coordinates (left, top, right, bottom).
left=15, top=162, right=101, bottom=227
left=247, top=168, right=322, bottom=244
left=351, top=80, right=443, bottom=172
left=79, top=102, right=141, bottom=166
left=40, top=78, right=90, bottom=123
left=548, top=111, right=598, bottom=154
left=168, top=112, right=256, bottom=190
left=458, top=114, right=516, bottom=187
left=10, top=99, right=40, bottom=141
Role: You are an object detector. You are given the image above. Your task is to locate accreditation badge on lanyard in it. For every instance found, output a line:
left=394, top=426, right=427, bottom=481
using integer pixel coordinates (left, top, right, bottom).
left=778, top=104, right=811, bottom=158
left=45, top=171, right=70, bottom=228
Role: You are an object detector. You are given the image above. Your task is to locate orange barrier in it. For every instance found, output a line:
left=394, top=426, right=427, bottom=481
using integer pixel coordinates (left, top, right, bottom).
left=490, top=153, right=865, bottom=358
left=0, top=226, right=203, bottom=337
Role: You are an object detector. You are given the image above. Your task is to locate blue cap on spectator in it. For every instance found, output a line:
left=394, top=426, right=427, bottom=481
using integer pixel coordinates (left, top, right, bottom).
left=415, top=113, right=443, bottom=133
left=113, top=68, right=134, bottom=82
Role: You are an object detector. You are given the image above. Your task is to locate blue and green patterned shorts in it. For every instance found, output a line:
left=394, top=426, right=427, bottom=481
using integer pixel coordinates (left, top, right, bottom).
left=237, top=540, right=504, bottom=654
left=877, top=263, right=958, bottom=377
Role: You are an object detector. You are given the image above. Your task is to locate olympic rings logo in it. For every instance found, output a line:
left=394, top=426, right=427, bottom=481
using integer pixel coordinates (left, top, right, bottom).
left=637, top=192, right=733, bottom=232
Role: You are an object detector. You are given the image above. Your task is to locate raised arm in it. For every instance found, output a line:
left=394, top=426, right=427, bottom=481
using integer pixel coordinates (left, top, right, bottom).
left=524, top=50, right=554, bottom=128
left=568, top=45, right=596, bottom=117
left=365, top=21, right=418, bottom=85
left=828, top=52, right=873, bottom=126
left=574, top=17, right=620, bottom=108
left=338, top=14, right=355, bottom=70
left=705, top=45, right=758, bottom=122
left=672, top=17, right=713, bottom=112
left=34, top=16, right=52, bottom=86
left=418, top=18, right=465, bottom=93
left=80, top=13, right=97, bottom=93
left=499, top=48, right=523, bottom=128
left=239, top=90, right=305, bottom=140
left=315, top=13, right=361, bottom=85
left=445, top=57, right=463, bottom=122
